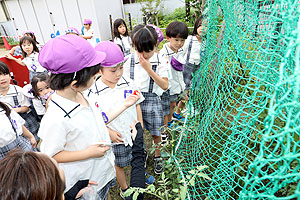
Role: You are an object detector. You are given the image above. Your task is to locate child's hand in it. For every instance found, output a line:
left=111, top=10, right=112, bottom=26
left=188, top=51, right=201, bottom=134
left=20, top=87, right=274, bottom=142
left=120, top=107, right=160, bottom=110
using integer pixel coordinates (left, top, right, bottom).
left=75, top=181, right=98, bottom=199
left=86, top=144, right=110, bottom=158
left=130, top=120, right=139, bottom=141
left=138, top=52, right=151, bottom=72
left=124, top=92, right=140, bottom=108
left=29, top=136, right=37, bottom=148
left=108, top=128, right=123, bottom=143
left=5, top=53, right=14, bottom=60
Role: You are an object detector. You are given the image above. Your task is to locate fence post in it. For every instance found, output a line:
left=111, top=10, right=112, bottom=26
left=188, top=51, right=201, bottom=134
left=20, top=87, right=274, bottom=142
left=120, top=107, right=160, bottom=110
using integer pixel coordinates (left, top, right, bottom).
left=128, top=13, right=132, bottom=31
left=143, top=16, right=147, bottom=25
left=109, top=14, right=113, bottom=40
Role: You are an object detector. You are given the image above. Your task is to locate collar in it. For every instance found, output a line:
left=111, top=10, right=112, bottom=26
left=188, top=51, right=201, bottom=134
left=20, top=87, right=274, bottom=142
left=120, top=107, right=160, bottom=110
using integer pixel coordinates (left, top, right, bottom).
left=133, top=52, right=160, bottom=65
left=163, top=43, right=184, bottom=56
left=92, top=76, right=131, bottom=95
left=5, top=85, right=18, bottom=96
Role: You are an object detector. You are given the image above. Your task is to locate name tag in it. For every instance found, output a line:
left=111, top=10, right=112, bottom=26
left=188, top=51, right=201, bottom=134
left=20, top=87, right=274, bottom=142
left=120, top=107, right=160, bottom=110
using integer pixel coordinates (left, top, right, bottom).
left=124, top=90, right=132, bottom=99
left=31, top=64, right=37, bottom=71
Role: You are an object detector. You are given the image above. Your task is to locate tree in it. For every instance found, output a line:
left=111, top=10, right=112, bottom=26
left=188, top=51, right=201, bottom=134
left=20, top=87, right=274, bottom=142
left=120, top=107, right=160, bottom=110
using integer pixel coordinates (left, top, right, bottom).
left=137, top=0, right=163, bottom=25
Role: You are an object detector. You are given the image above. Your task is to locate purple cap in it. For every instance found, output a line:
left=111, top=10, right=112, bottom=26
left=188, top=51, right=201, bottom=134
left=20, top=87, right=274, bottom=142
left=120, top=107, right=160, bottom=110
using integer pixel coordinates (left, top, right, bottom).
left=22, top=30, right=35, bottom=36
left=148, top=24, right=164, bottom=44
left=65, top=27, right=80, bottom=35
left=84, top=19, right=92, bottom=25
left=94, top=41, right=128, bottom=67
left=38, top=34, right=106, bottom=74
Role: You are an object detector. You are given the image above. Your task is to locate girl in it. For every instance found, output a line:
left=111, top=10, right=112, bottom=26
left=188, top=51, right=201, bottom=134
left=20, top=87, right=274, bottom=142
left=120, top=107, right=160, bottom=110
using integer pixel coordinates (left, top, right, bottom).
left=5, top=36, right=47, bottom=81
left=113, top=18, right=132, bottom=56
left=81, top=19, right=97, bottom=47
left=0, top=62, right=40, bottom=139
left=38, top=34, right=140, bottom=200
left=123, top=24, right=169, bottom=175
left=0, top=101, right=37, bottom=160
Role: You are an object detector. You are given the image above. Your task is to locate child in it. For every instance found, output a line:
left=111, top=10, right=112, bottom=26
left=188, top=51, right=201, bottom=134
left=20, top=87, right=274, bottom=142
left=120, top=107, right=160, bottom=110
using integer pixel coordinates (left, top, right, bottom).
left=0, top=62, right=40, bottom=139
left=160, top=21, right=188, bottom=127
left=5, top=36, right=47, bottom=81
left=113, top=18, right=132, bottom=56
left=123, top=24, right=169, bottom=174
left=81, top=19, right=97, bottom=47
left=0, top=101, right=37, bottom=160
left=65, top=27, right=80, bottom=35
left=37, top=34, right=140, bottom=200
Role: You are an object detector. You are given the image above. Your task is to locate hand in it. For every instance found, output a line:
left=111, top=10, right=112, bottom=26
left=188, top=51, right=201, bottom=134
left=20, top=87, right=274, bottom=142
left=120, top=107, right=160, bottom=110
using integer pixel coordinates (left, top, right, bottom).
left=86, top=144, right=110, bottom=158
left=108, top=128, right=123, bottom=143
left=124, top=92, right=140, bottom=108
left=5, top=53, right=14, bottom=60
left=75, top=181, right=98, bottom=199
left=137, top=52, right=151, bottom=72
left=129, top=120, right=139, bottom=141
left=29, top=136, right=37, bottom=148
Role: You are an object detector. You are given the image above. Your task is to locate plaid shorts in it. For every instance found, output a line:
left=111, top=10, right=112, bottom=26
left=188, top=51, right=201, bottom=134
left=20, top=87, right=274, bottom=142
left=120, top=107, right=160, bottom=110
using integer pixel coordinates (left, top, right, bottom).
left=0, top=135, right=36, bottom=160
left=183, top=62, right=200, bottom=90
left=20, top=111, right=40, bottom=140
left=112, top=144, right=132, bottom=167
left=97, top=177, right=116, bottom=200
left=160, top=90, right=170, bottom=116
left=140, top=92, right=163, bottom=136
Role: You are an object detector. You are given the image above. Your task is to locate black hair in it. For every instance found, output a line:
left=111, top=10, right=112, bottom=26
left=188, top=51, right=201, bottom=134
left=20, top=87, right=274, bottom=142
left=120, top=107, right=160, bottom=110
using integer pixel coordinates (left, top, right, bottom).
left=23, top=32, right=39, bottom=44
left=31, top=73, right=49, bottom=98
left=166, top=21, right=188, bottom=39
left=0, top=61, right=10, bottom=75
left=0, top=101, right=11, bottom=117
left=113, top=18, right=129, bottom=39
left=131, top=24, right=157, bottom=53
left=49, top=64, right=100, bottom=90
left=20, top=36, right=39, bottom=58
left=192, top=16, right=204, bottom=36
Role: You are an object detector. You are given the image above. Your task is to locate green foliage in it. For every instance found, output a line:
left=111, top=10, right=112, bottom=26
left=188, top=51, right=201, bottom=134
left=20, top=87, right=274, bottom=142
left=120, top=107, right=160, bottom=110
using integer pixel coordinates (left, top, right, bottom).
left=158, top=7, right=195, bottom=28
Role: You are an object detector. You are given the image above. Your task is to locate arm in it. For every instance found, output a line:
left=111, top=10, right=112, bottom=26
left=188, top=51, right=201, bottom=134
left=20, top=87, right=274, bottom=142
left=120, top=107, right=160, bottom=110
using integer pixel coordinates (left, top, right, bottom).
left=22, top=125, right=37, bottom=147
left=5, top=53, right=26, bottom=66
left=107, top=126, right=123, bottom=143
left=136, top=104, right=143, bottom=128
left=80, top=35, right=93, bottom=40
left=138, top=53, right=168, bottom=90
left=52, top=144, right=110, bottom=163
left=14, top=106, right=29, bottom=113
left=9, top=46, right=17, bottom=55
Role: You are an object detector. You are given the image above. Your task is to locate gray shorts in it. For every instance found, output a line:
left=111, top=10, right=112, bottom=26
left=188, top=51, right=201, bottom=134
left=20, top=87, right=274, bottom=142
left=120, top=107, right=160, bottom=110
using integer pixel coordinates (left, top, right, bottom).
left=160, top=90, right=170, bottom=116
left=96, top=177, right=116, bottom=200
left=170, top=92, right=186, bottom=103
left=112, top=144, right=132, bottom=167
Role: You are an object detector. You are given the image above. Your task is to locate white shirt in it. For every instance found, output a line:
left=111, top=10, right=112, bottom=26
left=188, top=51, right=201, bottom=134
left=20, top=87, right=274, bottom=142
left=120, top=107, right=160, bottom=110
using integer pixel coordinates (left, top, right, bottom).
left=0, top=108, right=25, bottom=147
left=88, top=76, right=144, bottom=146
left=160, top=43, right=185, bottom=95
left=83, top=28, right=97, bottom=47
left=114, top=36, right=132, bottom=54
left=183, top=35, right=206, bottom=65
left=22, top=84, right=46, bottom=115
left=38, top=92, right=115, bottom=192
left=0, top=85, right=31, bottom=108
left=22, top=52, right=46, bottom=72
left=123, top=52, right=169, bottom=96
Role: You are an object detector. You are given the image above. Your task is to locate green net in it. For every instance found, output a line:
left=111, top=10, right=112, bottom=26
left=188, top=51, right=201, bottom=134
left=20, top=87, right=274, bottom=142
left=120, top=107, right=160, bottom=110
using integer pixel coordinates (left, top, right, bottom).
left=173, top=0, right=300, bottom=199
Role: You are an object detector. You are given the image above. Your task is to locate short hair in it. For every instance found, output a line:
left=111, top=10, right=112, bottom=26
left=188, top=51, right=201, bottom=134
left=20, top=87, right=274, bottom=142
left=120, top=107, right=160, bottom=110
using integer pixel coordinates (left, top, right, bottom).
left=20, top=36, right=40, bottom=58
left=166, top=21, right=188, bottom=39
left=113, top=18, right=129, bottom=39
left=0, top=149, right=65, bottom=200
left=23, top=32, right=39, bottom=44
left=0, top=61, right=10, bottom=75
left=192, top=16, right=204, bottom=36
left=31, top=73, right=49, bottom=98
left=131, top=24, right=157, bottom=53
left=49, top=64, right=100, bottom=90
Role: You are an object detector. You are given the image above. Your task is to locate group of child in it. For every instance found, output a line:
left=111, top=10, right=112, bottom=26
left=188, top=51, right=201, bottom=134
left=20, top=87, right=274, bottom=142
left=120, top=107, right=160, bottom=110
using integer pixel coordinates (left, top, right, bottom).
left=0, top=15, right=206, bottom=200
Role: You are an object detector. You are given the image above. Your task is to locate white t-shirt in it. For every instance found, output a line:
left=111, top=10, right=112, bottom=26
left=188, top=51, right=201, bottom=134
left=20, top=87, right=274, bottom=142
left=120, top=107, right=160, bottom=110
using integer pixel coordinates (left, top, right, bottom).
left=88, top=76, right=144, bottom=146
left=83, top=28, right=97, bottom=47
left=160, top=43, right=185, bottom=95
left=22, top=52, right=47, bottom=73
left=183, top=35, right=206, bottom=65
left=0, top=107, right=25, bottom=147
left=38, top=92, right=115, bottom=192
left=123, top=52, right=169, bottom=96
left=0, top=85, right=31, bottom=108
left=114, top=36, right=132, bottom=54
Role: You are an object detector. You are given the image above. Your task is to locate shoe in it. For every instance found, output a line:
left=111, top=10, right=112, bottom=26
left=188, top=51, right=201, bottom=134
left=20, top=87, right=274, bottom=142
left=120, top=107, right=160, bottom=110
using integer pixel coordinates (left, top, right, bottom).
left=120, top=187, right=132, bottom=200
left=154, top=157, right=163, bottom=174
left=161, top=133, right=168, bottom=146
left=145, top=172, right=155, bottom=185
left=167, top=120, right=174, bottom=128
left=172, top=112, right=185, bottom=122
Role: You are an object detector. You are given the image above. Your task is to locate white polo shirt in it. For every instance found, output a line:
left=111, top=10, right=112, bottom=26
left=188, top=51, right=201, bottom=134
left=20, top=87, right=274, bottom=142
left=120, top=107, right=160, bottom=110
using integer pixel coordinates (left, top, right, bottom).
left=0, top=85, right=31, bottom=108
left=183, top=35, right=206, bottom=65
left=83, top=28, right=97, bottom=47
left=88, top=76, right=144, bottom=146
left=0, top=107, right=25, bottom=147
left=38, top=92, right=115, bottom=192
left=114, top=36, right=132, bottom=53
left=22, top=52, right=46, bottom=72
left=123, top=52, right=169, bottom=96
left=160, top=43, right=185, bottom=95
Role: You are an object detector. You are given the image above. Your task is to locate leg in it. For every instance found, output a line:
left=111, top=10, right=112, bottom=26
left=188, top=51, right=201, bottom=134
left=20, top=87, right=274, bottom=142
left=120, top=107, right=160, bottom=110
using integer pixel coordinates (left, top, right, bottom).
left=170, top=101, right=176, bottom=118
left=115, top=166, right=128, bottom=190
left=152, top=135, right=161, bottom=157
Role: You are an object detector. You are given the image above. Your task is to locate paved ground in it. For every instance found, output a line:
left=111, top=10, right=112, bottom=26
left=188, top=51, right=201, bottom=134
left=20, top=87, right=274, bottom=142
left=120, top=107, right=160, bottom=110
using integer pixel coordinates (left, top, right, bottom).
left=0, top=48, right=10, bottom=57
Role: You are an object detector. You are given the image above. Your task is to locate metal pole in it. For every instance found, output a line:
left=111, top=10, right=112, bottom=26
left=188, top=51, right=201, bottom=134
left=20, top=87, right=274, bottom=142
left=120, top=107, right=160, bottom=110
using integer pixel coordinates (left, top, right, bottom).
left=128, top=13, right=132, bottom=31
left=109, top=15, right=113, bottom=40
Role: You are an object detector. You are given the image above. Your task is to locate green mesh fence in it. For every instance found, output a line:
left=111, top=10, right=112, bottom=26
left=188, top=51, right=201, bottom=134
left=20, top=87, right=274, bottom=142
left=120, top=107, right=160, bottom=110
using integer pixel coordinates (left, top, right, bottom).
left=173, top=0, right=300, bottom=199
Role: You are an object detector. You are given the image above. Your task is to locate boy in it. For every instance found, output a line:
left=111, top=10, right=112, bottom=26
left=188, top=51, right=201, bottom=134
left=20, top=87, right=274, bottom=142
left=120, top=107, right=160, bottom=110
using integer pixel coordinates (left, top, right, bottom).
left=160, top=21, right=189, bottom=126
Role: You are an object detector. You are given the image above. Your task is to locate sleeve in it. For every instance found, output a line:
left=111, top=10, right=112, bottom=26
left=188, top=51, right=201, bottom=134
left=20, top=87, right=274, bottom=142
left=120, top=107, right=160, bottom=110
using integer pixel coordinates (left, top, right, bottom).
left=114, top=37, right=121, bottom=46
left=123, top=57, right=131, bottom=78
left=38, top=115, right=68, bottom=157
left=183, top=35, right=192, bottom=56
left=157, top=54, right=170, bottom=79
left=10, top=109, right=25, bottom=135
left=22, top=57, right=30, bottom=67
left=16, top=86, right=31, bottom=107
left=85, top=29, right=94, bottom=37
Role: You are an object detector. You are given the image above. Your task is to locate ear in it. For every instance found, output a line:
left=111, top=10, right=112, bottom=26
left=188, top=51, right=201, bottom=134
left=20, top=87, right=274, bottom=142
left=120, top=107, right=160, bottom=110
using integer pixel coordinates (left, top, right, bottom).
left=166, top=36, right=171, bottom=42
left=70, top=80, right=78, bottom=89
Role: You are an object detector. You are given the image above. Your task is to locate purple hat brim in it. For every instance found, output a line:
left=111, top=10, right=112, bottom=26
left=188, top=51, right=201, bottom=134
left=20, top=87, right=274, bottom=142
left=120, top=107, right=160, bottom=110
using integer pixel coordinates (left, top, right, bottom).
left=101, top=56, right=129, bottom=67
left=87, top=51, right=107, bottom=68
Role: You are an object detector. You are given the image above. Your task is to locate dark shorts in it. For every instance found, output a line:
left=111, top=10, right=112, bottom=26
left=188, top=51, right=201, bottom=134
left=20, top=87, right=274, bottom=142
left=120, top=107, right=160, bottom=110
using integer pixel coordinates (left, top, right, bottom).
left=183, top=62, right=200, bottom=90
left=160, top=90, right=170, bottom=116
left=97, top=177, right=116, bottom=200
left=170, top=92, right=186, bottom=103
left=112, top=144, right=132, bottom=167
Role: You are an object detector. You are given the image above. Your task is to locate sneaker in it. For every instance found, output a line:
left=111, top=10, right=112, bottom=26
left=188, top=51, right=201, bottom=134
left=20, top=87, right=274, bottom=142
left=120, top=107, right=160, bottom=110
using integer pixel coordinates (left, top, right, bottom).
left=167, top=120, right=174, bottom=128
left=172, top=112, right=185, bottom=122
left=161, top=133, right=168, bottom=146
left=154, top=157, right=163, bottom=174
left=145, top=172, right=155, bottom=185
left=120, top=187, right=132, bottom=200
